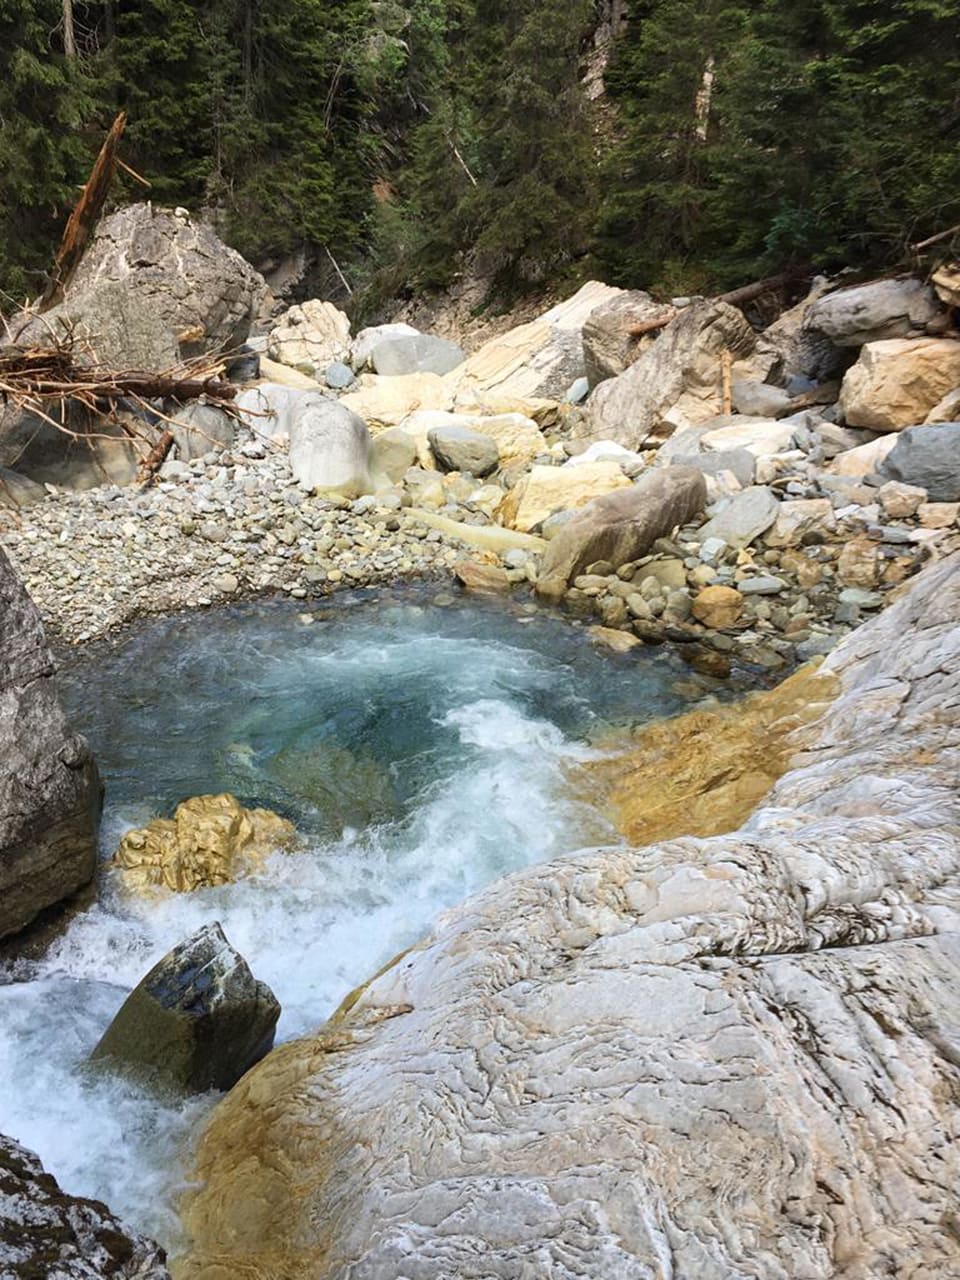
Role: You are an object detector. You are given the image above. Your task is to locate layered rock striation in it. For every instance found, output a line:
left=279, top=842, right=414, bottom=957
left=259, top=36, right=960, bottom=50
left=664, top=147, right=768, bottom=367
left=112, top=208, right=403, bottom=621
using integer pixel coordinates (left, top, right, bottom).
left=180, top=552, right=960, bottom=1279
left=0, top=548, right=101, bottom=939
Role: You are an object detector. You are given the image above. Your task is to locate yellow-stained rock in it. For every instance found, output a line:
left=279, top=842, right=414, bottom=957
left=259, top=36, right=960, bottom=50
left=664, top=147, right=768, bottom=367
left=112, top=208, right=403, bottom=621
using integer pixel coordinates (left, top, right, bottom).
left=339, top=372, right=453, bottom=428
left=839, top=338, right=960, bottom=431
left=400, top=409, right=547, bottom=470
left=579, top=662, right=836, bottom=847
left=454, top=559, right=511, bottom=593
left=113, top=793, right=296, bottom=894
left=837, top=535, right=882, bottom=588
left=499, top=462, right=631, bottom=533
left=691, top=585, right=744, bottom=629
left=587, top=625, right=642, bottom=653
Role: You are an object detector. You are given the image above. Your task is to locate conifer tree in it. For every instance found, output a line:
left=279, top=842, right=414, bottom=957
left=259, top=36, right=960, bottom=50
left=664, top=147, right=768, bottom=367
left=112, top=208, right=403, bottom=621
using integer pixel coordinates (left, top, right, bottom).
left=0, top=0, right=97, bottom=299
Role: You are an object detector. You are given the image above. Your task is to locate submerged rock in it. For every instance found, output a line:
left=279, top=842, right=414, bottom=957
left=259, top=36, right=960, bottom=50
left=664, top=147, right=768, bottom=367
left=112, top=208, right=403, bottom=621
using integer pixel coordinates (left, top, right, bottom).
left=0, top=549, right=101, bottom=940
left=181, top=553, right=960, bottom=1279
left=0, top=1133, right=169, bottom=1278
left=92, top=922, right=280, bottom=1094
left=112, top=793, right=296, bottom=894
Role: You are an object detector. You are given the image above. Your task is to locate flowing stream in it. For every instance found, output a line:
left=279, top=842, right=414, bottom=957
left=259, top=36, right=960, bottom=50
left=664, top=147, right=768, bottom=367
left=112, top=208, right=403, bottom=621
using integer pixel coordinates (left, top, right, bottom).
left=0, top=589, right=725, bottom=1248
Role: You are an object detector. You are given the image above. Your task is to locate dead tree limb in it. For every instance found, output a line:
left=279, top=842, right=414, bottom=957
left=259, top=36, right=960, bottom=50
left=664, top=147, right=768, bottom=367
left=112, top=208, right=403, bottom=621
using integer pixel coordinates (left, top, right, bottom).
left=911, top=223, right=960, bottom=253
left=137, top=429, right=175, bottom=484
left=39, top=111, right=127, bottom=312
left=626, top=268, right=811, bottom=340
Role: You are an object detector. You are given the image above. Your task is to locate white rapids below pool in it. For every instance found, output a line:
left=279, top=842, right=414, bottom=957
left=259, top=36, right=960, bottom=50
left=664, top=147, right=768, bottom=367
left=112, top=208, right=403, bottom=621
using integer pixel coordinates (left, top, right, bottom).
left=0, top=591, right=716, bottom=1248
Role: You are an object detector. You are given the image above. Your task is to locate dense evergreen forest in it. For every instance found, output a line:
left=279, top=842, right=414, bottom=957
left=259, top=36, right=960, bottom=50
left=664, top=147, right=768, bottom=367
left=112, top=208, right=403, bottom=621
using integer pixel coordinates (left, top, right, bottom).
left=1, top=0, right=958, bottom=309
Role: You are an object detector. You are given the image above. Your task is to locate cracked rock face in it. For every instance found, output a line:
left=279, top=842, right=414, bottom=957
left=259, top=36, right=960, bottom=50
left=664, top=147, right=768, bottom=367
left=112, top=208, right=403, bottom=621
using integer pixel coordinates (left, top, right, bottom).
left=0, top=1133, right=170, bottom=1279
left=0, top=548, right=101, bottom=939
left=18, top=203, right=267, bottom=372
left=179, top=551, right=960, bottom=1279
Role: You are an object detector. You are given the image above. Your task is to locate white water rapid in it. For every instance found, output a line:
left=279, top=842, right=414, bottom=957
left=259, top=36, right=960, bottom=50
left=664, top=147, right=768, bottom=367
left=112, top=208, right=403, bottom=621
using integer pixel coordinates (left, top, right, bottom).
left=0, top=590, right=719, bottom=1249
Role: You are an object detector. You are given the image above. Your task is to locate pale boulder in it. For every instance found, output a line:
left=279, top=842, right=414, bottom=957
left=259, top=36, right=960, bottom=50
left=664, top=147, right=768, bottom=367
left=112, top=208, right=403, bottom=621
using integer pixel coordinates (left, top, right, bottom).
left=764, top=498, right=837, bottom=548
left=878, top=481, right=927, bottom=519
left=455, top=281, right=623, bottom=401
left=267, top=299, right=351, bottom=377
left=288, top=398, right=372, bottom=496
left=699, top=418, right=796, bottom=457
left=827, top=434, right=897, bottom=477
left=499, top=461, right=631, bottom=533
left=587, top=301, right=756, bottom=447
left=839, top=338, right=960, bottom=430
left=339, top=373, right=452, bottom=428
left=931, top=262, right=960, bottom=308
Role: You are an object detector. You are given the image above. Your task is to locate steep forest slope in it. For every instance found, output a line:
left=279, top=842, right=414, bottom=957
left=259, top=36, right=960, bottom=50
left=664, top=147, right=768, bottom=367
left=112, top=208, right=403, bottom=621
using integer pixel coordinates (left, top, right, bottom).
left=1, top=0, right=958, bottom=307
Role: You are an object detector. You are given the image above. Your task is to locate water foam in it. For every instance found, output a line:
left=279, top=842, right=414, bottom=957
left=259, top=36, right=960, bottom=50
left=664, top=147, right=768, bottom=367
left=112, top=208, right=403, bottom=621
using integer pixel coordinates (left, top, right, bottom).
left=0, top=592, right=699, bottom=1245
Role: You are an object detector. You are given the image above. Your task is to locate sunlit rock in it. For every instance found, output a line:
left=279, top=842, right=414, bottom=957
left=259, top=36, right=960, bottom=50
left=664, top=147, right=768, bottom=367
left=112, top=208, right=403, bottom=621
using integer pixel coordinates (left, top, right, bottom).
left=112, top=793, right=296, bottom=894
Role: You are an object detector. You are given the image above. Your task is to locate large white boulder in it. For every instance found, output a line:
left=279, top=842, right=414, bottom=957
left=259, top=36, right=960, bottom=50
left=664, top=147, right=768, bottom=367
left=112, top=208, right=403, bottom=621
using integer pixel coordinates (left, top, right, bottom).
left=288, top=398, right=372, bottom=496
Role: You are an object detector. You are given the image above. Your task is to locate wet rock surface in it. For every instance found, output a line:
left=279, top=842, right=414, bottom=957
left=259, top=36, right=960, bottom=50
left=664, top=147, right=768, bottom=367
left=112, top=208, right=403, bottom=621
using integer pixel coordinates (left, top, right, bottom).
left=91, top=922, right=280, bottom=1094
left=0, top=549, right=101, bottom=940
left=0, top=1134, right=169, bottom=1279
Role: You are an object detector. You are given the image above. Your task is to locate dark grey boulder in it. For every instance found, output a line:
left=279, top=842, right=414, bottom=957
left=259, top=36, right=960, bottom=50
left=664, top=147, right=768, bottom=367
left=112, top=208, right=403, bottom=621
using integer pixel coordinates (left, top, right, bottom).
left=92, top=922, right=281, bottom=1093
left=371, top=334, right=465, bottom=377
left=878, top=423, right=960, bottom=502
left=0, top=549, right=101, bottom=940
left=0, top=1133, right=170, bottom=1278
left=428, top=425, right=500, bottom=477
left=804, top=278, right=942, bottom=347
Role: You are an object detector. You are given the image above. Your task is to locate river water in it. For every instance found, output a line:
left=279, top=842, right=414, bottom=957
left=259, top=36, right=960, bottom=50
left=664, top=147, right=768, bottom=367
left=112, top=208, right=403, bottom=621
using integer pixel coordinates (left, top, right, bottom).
left=0, top=589, right=717, bottom=1248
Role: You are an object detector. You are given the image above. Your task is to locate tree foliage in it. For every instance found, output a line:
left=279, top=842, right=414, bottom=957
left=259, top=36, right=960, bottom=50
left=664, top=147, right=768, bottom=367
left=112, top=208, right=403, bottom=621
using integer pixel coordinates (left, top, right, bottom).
left=0, top=0, right=957, bottom=304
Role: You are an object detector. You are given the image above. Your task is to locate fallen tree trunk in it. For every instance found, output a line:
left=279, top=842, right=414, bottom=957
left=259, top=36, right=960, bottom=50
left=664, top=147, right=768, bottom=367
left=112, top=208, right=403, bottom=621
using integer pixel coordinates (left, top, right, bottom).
left=39, top=112, right=129, bottom=311
left=626, top=268, right=811, bottom=339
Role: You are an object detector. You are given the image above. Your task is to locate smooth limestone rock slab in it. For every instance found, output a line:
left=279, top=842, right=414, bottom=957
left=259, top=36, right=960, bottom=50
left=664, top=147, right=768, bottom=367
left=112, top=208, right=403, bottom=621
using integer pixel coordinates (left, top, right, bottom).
left=0, top=1134, right=170, bottom=1279
left=452, top=280, right=623, bottom=402
left=804, top=277, right=942, bottom=346
left=0, top=549, right=101, bottom=940
left=180, top=553, right=960, bottom=1280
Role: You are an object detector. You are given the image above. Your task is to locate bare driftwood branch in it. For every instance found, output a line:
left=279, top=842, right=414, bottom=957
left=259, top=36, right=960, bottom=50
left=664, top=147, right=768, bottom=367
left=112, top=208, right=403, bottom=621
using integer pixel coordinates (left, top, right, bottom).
left=626, top=268, right=811, bottom=340
left=911, top=223, right=960, bottom=253
left=39, top=111, right=127, bottom=311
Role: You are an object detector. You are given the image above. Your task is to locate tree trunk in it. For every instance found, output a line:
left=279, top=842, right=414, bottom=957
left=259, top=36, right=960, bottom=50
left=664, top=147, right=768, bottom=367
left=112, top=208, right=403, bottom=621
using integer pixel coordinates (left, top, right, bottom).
left=62, top=0, right=76, bottom=56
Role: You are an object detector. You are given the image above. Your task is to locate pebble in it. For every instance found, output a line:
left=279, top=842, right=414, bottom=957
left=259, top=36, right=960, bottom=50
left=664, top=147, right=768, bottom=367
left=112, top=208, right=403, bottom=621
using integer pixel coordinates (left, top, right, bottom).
left=738, top=575, right=787, bottom=595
